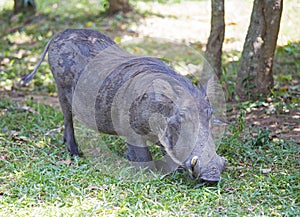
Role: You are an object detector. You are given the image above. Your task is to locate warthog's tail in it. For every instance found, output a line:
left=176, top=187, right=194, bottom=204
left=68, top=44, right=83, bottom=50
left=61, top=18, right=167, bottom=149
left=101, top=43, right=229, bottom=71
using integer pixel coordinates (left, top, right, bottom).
left=17, top=38, right=53, bottom=86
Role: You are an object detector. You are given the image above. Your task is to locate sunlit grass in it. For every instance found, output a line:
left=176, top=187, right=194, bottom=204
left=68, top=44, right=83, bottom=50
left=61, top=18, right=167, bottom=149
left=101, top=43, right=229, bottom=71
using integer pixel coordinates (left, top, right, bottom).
left=0, top=96, right=299, bottom=216
left=0, top=0, right=13, bottom=11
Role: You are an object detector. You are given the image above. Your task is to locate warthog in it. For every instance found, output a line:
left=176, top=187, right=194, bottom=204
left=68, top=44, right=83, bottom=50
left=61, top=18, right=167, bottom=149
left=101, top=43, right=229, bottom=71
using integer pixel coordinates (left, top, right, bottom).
left=20, top=29, right=226, bottom=181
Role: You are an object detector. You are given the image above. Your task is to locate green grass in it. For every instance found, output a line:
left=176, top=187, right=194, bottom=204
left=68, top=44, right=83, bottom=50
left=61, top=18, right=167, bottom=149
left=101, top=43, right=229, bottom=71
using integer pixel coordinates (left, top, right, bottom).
left=1, top=0, right=300, bottom=216
left=0, top=100, right=299, bottom=216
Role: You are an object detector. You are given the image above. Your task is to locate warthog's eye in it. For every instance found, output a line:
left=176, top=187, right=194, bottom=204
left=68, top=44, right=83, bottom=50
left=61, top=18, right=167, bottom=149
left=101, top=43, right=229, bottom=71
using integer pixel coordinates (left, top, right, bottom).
left=204, top=107, right=213, bottom=123
left=179, top=112, right=186, bottom=119
left=179, top=108, right=189, bottom=120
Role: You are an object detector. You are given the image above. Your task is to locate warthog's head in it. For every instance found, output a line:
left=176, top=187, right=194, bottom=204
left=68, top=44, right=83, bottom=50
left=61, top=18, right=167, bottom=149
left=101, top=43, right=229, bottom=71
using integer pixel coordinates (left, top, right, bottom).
left=124, top=69, right=227, bottom=182
left=183, top=94, right=226, bottom=182
left=159, top=84, right=226, bottom=182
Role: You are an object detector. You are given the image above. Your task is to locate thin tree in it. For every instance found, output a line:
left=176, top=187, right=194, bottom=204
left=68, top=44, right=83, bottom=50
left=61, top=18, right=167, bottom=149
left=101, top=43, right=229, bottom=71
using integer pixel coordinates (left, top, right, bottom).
left=236, top=0, right=283, bottom=101
left=204, top=0, right=225, bottom=79
left=108, top=0, right=131, bottom=15
left=14, top=0, right=36, bottom=14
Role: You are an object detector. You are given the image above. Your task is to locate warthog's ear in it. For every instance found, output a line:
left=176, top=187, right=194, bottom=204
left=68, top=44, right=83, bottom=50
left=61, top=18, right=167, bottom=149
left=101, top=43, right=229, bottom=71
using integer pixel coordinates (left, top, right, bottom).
left=197, top=74, right=220, bottom=102
left=196, top=79, right=211, bottom=105
left=196, top=81, right=208, bottom=97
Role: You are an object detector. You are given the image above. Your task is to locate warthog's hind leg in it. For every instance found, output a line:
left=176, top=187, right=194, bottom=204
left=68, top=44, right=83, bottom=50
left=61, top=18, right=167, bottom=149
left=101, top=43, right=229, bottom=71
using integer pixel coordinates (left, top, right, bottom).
left=57, top=85, right=79, bottom=156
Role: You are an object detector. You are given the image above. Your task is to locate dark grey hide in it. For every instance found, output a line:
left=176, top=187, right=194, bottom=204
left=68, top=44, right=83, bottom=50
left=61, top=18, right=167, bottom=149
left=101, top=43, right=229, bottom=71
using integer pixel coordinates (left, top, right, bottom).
left=20, top=29, right=226, bottom=182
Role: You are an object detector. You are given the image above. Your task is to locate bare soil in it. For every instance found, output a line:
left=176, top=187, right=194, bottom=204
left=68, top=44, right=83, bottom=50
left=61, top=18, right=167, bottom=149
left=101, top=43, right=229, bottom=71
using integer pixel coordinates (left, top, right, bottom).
left=227, top=103, right=300, bottom=144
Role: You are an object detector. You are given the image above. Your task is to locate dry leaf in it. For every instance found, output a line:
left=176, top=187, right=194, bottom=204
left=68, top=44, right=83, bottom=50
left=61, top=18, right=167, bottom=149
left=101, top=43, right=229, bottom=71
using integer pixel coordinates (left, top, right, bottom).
left=225, top=188, right=236, bottom=193
left=262, top=168, right=272, bottom=174
left=0, top=155, right=8, bottom=160
left=1, top=58, right=10, bottom=65
left=58, top=159, right=72, bottom=165
left=87, top=186, right=101, bottom=190
left=238, top=173, right=245, bottom=178
left=21, top=106, right=38, bottom=114
left=45, top=126, right=64, bottom=136
left=12, top=134, right=30, bottom=142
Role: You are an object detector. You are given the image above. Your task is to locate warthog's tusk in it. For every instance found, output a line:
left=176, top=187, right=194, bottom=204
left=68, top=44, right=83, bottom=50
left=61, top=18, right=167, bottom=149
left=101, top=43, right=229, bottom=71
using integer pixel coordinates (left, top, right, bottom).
left=191, top=156, right=198, bottom=168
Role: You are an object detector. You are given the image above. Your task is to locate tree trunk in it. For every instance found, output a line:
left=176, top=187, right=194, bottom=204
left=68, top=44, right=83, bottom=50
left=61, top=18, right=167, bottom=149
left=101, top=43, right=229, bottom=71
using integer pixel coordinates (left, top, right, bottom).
left=14, top=0, right=36, bottom=14
left=204, top=0, right=225, bottom=79
left=108, top=0, right=131, bottom=15
left=236, top=0, right=283, bottom=101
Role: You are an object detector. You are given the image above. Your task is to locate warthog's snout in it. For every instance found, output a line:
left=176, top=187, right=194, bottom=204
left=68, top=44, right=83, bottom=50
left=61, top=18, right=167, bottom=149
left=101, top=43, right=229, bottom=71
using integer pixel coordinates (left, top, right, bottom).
left=186, top=155, right=226, bottom=182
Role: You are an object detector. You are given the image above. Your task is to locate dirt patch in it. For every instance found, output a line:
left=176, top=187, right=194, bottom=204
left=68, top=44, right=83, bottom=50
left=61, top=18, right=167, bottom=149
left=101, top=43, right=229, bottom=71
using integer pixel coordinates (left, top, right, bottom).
left=246, top=108, right=300, bottom=143
left=1, top=90, right=60, bottom=109
left=227, top=102, right=300, bottom=144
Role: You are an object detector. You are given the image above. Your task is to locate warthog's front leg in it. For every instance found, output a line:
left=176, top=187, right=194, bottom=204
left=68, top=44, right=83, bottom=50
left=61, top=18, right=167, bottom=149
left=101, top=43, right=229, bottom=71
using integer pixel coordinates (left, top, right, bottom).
left=124, top=136, right=152, bottom=162
left=124, top=143, right=153, bottom=162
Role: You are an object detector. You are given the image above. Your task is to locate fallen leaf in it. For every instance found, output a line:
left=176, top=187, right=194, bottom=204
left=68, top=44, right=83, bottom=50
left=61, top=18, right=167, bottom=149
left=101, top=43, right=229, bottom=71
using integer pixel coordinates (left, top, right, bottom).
left=45, top=126, right=64, bottom=136
left=224, top=188, right=236, bottom=193
left=58, top=159, right=72, bottom=165
left=262, top=168, right=272, bottom=174
left=87, top=186, right=101, bottom=190
left=85, top=21, right=94, bottom=27
left=227, top=22, right=237, bottom=26
left=35, top=141, right=46, bottom=148
left=1, top=58, right=10, bottom=65
left=12, top=49, right=27, bottom=59
left=9, top=131, right=30, bottom=142
left=21, top=106, right=38, bottom=114
left=12, top=135, right=30, bottom=142
left=238, top=173, right=245, bottom=178
left=0, top=155, right=8, bottom=160
left=226, top=166, right=245, bottom=170
left=293, top=128, right=300, bottom=132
